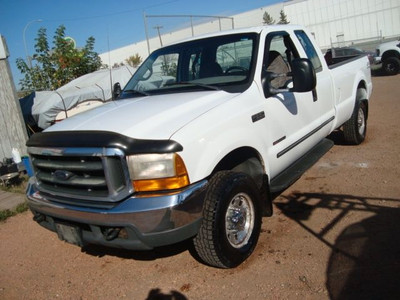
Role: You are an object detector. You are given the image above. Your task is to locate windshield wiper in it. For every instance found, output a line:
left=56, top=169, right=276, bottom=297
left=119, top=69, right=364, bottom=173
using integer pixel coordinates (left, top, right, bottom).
left=122, top=89, right=151, bottom=96
left=165, top=81, right=221, bottom=91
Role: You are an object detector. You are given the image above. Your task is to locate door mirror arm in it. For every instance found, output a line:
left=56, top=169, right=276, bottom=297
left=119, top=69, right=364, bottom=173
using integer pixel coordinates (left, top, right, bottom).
left=264, top=71, right=293, bottom=94
left=262, top=68, right=291, bottom=98
left=113, top=82, right=121, bottom=100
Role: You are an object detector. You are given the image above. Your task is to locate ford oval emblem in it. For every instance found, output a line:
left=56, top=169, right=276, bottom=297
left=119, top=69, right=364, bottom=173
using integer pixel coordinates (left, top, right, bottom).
left=53, top=170, right=74, bottom=181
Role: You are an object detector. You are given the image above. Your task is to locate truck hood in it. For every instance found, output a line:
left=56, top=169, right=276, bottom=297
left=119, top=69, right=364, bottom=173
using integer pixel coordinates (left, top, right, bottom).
left=46, top=91, right=238, bottom=139
left=379, top=40, right=400, bottom=48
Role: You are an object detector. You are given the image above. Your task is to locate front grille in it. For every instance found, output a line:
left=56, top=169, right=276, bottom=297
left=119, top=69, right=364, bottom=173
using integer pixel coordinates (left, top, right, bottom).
left=29, top=147, right=133, bottom=206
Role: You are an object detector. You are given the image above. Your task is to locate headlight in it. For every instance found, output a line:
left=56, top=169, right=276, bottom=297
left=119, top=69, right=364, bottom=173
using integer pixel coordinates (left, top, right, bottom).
left=126, top=153, right=190, bottom=192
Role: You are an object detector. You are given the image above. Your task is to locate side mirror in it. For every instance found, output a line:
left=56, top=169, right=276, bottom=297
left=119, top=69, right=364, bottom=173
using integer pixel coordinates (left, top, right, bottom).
left=262, top=58, right=316, bottom=96
left=290, top=58, right=316, bottom=93
left=113, top=82, right=121, bottom=100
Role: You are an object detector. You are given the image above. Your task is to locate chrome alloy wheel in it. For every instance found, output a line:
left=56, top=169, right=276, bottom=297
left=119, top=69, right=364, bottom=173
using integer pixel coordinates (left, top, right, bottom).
left=225, top=192, right=255, bottom=248
left=358, top=106, right=366, bottom=136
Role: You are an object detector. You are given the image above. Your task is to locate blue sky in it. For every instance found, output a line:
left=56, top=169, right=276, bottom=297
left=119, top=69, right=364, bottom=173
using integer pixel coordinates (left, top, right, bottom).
left=0, top=0, right=281, bottom=87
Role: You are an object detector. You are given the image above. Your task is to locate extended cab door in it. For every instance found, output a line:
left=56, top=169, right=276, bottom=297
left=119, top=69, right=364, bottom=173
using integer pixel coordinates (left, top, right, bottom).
left=294, top=30, right=335, bottom=135
left=260, top=30, right=335, bottom=178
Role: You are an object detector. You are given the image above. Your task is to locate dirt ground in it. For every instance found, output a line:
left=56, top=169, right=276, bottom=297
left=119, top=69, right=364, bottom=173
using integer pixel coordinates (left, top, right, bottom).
left=1, top=73, right=399, bottom=300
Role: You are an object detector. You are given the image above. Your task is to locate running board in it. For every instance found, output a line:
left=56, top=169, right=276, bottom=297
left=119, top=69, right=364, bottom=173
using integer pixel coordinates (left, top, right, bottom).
left=270, top=138, right=334, bottom=193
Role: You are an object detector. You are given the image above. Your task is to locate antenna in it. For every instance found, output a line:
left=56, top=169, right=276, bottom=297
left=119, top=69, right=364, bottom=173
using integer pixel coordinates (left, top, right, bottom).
left=143, top=11, right=151, bottom=55
left=107, top=32, right=114, bottom=100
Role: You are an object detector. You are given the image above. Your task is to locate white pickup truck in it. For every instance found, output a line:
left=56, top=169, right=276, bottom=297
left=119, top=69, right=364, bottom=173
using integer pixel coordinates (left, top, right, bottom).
left=374, top=38, right=400, bottom=75
left=26, top=25, right=372, bottom=268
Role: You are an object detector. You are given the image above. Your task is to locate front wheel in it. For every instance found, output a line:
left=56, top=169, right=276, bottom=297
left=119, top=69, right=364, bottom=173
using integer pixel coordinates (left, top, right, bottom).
left=382, top=57, right=400, bottom=76
left=343, top=100, right=367, bottom=145
left=193, top=171, right=262, bottom=268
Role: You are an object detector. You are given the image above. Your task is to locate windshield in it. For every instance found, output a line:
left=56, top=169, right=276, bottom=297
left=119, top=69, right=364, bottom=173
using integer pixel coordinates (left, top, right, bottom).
left=121, top=33, right=258, bottom=97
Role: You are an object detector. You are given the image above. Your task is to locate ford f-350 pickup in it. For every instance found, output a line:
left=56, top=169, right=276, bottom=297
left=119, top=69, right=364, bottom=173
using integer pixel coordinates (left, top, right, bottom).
left=26, top=25, right=372, bottom=268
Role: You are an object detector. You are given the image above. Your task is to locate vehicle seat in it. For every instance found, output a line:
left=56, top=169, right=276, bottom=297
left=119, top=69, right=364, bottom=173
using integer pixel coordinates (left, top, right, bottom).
left=265, top=50, right=290, bottom=89
left=199, top=61, right=223, bottom=78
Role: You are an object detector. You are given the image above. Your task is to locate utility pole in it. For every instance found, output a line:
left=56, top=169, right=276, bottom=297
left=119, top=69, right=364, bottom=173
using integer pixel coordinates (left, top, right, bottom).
left=154, top=25, right=163, bottom=47
left=23, top=19, right=42, bottom=68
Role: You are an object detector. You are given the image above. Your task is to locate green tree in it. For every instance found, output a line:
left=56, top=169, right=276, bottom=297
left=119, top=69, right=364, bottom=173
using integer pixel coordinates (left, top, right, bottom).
left=125, top=53, right=143, bottom=68
left=79, top=36, right=102, bottom=73
left=16, top=25, right=102, bottom=92
left=16, top=27, right=53, bottom=91
left=262, top=11, right=275, bottom=25
left=277, top=10, right=290, bottom=24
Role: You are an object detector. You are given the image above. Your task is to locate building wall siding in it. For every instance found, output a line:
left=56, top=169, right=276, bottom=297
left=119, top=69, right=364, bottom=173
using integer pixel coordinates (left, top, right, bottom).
left=100, top=0, right=399, bottom=70
left=0, top=57, right=28, bottom=161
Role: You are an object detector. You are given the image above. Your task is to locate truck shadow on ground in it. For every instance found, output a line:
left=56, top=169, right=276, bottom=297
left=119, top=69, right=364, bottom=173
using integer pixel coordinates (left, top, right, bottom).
left=370, top=66, right=399, bottom=77
left=145, top=288, right=188, bottom=300
left=327, top=130, right=347, bottom=145
left=274, top=192, right=400, bottom=300
left=81, top=238, right=192, bottom=261
left=371, top=66, right=385, bottom=77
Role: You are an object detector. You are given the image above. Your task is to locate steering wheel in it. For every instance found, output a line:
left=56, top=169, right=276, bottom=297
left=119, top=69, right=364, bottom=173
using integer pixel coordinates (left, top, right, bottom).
left=225, top=66, right=248, bottom=74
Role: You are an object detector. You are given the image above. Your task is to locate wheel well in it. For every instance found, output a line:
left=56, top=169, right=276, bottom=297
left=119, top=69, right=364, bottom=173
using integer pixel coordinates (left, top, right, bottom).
left=212, top=147, right=265, bottom=189
left=382, top=50, right=400, bottom=62
left=211, top=147, right=272, bottom=216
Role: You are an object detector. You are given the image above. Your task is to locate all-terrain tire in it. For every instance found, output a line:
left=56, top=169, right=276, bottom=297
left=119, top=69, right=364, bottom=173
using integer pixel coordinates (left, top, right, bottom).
left=193, top=171, right=262, bottom=268
left=343, top=100, right=367, bottom=145
left=382, top=57, right=400, bottom=76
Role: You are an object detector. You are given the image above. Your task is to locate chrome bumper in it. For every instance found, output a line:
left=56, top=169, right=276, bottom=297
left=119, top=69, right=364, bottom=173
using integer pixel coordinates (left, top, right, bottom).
left=373, top=56, right=382, bottom=64
left=26, top=178, right=207, bottom=250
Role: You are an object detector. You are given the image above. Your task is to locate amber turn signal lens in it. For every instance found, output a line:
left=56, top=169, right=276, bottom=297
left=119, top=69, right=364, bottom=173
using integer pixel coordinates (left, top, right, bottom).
left=133, top=174, right=190, bottom=192
left=132, top=154, right=190, bottom=192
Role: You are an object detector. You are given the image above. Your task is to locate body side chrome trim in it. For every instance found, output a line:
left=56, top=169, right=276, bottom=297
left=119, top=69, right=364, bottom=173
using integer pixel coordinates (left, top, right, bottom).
left=277, top=116, right=335, bottom=158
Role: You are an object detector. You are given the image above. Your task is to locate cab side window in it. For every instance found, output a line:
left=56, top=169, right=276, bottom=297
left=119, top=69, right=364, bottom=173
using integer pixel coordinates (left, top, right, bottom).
left=295, top=30, right=322, bottom=72
left=262, top=32, right=299, bottom=91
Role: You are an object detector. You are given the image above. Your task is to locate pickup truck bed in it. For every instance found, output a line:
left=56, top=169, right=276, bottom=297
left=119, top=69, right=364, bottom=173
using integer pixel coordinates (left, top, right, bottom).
left=329, top=54, right=373, bottom=130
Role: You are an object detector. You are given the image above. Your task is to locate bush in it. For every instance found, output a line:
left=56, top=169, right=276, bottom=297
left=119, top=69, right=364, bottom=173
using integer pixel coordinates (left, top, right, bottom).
left=0, top=202, right=28, bottom=222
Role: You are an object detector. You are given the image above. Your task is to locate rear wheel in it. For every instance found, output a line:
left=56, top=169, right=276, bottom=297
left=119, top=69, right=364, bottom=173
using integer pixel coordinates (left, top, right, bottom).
left=193, top=171, right=262, bottom=268
left=343, top=100, right=367, bottom=145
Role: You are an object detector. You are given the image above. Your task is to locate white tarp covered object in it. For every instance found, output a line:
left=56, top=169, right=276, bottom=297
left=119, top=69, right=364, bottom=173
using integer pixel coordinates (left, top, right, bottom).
left=32, top=65, right=136, bottom=129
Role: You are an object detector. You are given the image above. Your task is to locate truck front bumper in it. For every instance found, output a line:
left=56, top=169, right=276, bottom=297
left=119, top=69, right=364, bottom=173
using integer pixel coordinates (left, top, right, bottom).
left=26, top=179, right=207, bottom=250
left=373, top=56, right=382, bottom=64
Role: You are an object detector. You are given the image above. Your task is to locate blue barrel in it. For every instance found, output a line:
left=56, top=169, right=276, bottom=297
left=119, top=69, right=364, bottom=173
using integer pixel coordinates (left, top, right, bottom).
left=22, top=156, right=33, bottom=177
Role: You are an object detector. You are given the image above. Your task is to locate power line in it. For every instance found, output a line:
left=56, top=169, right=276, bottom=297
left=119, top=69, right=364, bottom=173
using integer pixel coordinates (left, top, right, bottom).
left=45, top=0, right=180, bottom=23
left=143, top=13, right=235, bottom=53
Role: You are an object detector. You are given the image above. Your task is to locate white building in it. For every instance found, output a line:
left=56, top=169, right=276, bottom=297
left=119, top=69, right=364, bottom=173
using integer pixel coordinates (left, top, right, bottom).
left=285, top=0, right=400, bottom=49
left=100, top=0, right=400, bottom=66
